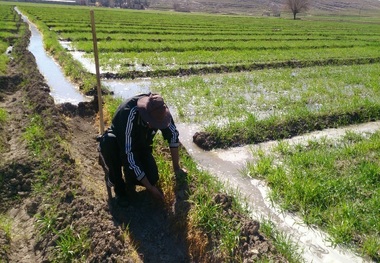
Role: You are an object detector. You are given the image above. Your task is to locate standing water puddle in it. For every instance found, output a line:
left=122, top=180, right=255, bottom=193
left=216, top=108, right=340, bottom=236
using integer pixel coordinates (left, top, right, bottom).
left=18, top=8, right=376, bottom=263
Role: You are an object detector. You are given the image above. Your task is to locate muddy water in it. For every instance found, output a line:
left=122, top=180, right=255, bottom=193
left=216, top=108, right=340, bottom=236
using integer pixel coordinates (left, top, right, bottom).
left=19, top=8, right=377, bottom=263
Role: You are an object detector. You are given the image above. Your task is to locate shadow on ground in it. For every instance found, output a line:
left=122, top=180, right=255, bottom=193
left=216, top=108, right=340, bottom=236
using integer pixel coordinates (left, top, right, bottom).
left=109, top=184, right=190, bottom=263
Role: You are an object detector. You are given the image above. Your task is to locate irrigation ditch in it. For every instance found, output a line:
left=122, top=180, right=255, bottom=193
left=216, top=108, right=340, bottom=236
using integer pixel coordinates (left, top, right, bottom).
left=9, top=7, right=380, bottom=262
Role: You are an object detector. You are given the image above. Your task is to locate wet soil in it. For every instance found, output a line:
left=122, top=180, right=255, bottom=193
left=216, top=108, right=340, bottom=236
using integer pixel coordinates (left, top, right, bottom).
left=0, top=17, right=284, bottom=263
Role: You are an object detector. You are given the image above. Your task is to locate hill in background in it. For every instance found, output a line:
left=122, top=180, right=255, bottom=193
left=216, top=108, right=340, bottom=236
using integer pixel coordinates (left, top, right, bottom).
left=149, top=0, right=380, bottom=16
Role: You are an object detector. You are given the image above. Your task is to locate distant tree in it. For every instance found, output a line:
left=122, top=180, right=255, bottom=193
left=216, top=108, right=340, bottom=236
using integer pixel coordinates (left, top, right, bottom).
left=286, top=0, right=309, bottom=20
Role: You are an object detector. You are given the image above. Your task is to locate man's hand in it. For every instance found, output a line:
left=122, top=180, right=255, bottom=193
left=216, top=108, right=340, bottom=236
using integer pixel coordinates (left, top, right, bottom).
left=174, top=167, right=188, bottom=177
left=141, top=176, right=164, bottom=201
left=170, top=147, right=188, bottom=178
left=149, top=185, right=164, bottom=201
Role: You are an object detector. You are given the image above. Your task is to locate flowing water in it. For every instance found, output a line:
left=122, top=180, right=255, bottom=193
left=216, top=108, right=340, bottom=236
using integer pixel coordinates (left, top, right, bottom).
left=17, top=8, right=376, bottom=263
left=17, top=8, right=89, bottom=105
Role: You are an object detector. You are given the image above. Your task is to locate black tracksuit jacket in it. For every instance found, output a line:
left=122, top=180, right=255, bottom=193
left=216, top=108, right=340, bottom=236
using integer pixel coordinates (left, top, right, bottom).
left=111, top=93, right=180, bottom=181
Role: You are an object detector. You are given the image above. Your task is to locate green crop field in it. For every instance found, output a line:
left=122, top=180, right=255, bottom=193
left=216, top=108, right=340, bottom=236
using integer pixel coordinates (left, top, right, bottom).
left=0, top=4, right=24, bottom=73
left=5, top=3, right=380, bottom=260
left=14, top=5, right=380, bottom=148
left=16, top=4, right=380, bottom=75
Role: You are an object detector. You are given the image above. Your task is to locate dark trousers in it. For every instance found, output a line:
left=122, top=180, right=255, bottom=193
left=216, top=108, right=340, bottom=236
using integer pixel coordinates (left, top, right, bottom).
left=98, top=130, right=159, bottom=197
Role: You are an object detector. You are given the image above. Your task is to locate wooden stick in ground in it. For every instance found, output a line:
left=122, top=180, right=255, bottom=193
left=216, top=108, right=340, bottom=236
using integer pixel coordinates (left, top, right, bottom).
left=90, top=10, right=112, bottom=201
left=90, top=9, right=105, bottom=134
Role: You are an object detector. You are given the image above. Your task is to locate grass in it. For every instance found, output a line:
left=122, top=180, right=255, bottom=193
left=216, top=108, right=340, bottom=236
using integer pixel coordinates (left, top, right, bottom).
left=0, top=108, right=8, bottom=152
left=0, top=109, right=8, bottom=124
left=120, top=224, right=143, bottom=262
left=22, top=114, right=47, bottom=156
left=35, top=205, right=58, bottom=236
left=245, top=131, right=380, bottom=260
left=0, top=55, right=9, bottom=74
left=53, top=225, right=90, bottom=263
left=0, top=4, right=16, bottom=74
left=103, top=95, right=122, bottom=126
left=0, top=3, right=29, bottom=73
left=0, top=214, right=12, bottom=259
left=36, top=206, right=91, bottom=262
left=0, top=214, right=12, bottom=241
left=260, top=219, right=304, bottom=263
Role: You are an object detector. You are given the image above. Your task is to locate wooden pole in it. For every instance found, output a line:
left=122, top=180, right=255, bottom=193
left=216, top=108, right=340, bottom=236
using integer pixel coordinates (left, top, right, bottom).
left=90, top=10, right=105, bottom=134
left=91, top=10, right=113, bottom=202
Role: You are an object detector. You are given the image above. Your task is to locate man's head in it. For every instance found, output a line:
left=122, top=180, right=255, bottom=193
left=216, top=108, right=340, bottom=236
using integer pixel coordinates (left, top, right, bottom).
left=137, top=94, right=172, bottom=129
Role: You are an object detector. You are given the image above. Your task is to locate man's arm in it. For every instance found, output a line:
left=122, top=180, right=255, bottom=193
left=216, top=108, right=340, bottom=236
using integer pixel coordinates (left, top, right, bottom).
left=161, top=121, right=187, bottom=176
left=170, top=147, right=187, bottom=176
left=124, top=107, right=146, bottom=181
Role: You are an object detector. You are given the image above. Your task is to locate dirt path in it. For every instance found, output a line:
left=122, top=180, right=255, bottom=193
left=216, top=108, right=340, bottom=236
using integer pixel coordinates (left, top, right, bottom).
left=67, top=116, right=108, bottom=201
left=7, top=203, right=41, bottom=263
left=0, top=81, right=41, bottom=262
